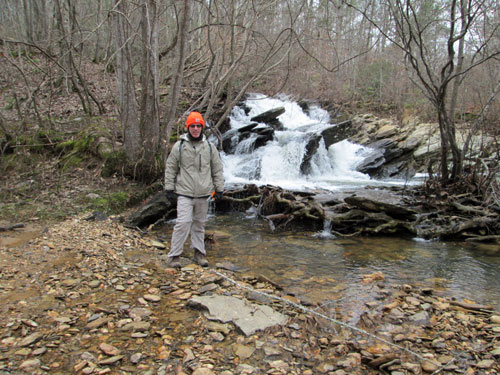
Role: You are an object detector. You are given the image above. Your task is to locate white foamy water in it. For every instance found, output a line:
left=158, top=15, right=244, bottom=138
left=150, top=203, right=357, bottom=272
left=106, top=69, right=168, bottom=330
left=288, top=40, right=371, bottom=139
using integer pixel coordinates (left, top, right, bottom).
left=221, top=93, right=414, bottom=191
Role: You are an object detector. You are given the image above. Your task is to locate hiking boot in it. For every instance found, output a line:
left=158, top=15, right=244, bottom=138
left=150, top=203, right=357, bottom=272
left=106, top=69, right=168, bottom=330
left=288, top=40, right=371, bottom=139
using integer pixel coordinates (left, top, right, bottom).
left=166, top=256, right=181, bottom=269
left=193, top=250, right=208, bottom=267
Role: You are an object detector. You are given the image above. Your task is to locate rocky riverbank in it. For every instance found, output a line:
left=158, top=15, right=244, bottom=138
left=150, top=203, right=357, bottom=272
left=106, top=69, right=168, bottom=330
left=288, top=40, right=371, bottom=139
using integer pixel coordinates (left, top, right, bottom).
left=1, top=215, right=499, bottom=375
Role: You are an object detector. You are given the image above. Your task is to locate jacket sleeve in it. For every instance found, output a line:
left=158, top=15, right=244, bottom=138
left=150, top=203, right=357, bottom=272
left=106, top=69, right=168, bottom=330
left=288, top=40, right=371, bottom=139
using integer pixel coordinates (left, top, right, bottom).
left=164, top=142, right=180, bottom=191
left=210, top=144, right=225, bottom=192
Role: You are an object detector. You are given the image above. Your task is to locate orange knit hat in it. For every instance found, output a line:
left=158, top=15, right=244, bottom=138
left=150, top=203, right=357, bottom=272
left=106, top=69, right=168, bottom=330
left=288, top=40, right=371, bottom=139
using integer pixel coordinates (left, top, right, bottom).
left=186, top=111, right=205, bottom=128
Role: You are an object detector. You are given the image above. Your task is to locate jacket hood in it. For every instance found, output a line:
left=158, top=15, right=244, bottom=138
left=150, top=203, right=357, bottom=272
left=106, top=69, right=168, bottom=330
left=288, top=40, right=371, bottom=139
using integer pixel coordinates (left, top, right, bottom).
left=180, top=133, right=206, bottom=142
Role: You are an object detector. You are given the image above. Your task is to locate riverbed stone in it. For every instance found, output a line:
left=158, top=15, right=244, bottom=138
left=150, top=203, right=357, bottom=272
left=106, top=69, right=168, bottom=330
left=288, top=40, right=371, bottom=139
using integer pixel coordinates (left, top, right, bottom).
left=19, top=358, right=41, bottom=370
left=408, top=311, right=429, bottom=324
left=119, top=321, right=150, bottom=332
left=476, top=359, right=495, bottom=369
left=234, top=343, right=255, bottom=359
left=18, top=332, right=43, bottom=347
left=188, top=295, right=288, bottom=336
left=490, top=315, right=500, bottom=324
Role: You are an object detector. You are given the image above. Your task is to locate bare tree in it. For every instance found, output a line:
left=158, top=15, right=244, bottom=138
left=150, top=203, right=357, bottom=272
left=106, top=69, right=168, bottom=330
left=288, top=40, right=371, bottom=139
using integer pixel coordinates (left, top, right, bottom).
left=113, top=0, right=142, bottom=164
left=343, top=0, right=500, bottom=184
left=139, top=0, right=161, bottom=172
left=163, top=0, right=191, bottom=147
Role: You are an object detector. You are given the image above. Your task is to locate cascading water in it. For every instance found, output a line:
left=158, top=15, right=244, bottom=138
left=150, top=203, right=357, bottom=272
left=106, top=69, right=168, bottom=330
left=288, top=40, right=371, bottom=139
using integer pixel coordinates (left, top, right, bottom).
left=221, top=93, right=400, bottom=192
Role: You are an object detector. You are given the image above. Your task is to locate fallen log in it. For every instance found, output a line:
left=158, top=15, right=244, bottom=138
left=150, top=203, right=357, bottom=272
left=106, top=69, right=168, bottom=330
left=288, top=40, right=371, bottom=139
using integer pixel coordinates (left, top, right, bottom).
left=124, top=184, right=499, bottom=240
left=0, top=223, right=25, bottom=232
left=344, top=195, right=417, bottom=219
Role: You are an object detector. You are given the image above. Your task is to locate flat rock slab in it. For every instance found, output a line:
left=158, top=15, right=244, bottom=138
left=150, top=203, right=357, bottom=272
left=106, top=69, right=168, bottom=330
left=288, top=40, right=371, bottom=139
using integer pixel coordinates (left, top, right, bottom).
left=188, top=295, right=288, bottom=336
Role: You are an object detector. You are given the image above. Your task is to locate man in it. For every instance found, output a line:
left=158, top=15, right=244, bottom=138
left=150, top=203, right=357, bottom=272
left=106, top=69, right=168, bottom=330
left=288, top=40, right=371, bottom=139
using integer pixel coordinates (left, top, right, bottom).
left=164, top=111, right=224, bottom=269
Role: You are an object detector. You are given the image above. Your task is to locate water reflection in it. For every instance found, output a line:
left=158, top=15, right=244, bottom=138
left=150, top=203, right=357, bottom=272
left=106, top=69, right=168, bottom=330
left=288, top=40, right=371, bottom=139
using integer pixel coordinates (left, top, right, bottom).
left=206, top=213, right=500, bottom=312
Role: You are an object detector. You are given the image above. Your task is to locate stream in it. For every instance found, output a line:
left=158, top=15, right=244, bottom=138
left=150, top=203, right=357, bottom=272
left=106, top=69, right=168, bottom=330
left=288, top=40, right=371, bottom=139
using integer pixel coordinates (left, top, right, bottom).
left=204, top=212, right=500, bottom=317
left=209, top=94, right=500, bottom=317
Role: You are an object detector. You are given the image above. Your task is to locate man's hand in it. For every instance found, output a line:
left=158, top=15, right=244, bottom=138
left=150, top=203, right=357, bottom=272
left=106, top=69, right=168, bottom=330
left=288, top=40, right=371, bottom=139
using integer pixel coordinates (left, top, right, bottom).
left=165, top=190, right=177, bottom=201
left=214, top=191, right=223, bottom=201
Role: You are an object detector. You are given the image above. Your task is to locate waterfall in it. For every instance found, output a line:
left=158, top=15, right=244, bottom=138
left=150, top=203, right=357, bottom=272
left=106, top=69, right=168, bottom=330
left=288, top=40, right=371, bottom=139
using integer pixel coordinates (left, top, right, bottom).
left=221, top=93, right=404, bottom=192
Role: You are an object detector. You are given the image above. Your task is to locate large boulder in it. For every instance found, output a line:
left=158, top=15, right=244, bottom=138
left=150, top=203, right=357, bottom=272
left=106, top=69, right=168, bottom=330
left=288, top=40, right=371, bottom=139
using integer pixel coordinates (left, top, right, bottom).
left=251, top=107, right=285, bottom=124
left=356, top=149, right=386, bottom=175
left=127, top=191, right=176, bottom=228
left=300, top=134, right=322, bottom=175
left=320, top=120, right=356, bottom=148
left=221, top=124, right=275, bottom=154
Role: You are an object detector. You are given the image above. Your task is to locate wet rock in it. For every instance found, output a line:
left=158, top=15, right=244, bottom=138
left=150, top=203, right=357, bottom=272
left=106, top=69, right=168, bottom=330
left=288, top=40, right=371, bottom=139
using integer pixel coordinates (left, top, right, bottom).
left=300, top=134, right=322, bottom=175
left=215, top=261, right=243, bottom=272
left=250, top=107, right=285, bottom=124
left=321, top=120, right=355, bottom=148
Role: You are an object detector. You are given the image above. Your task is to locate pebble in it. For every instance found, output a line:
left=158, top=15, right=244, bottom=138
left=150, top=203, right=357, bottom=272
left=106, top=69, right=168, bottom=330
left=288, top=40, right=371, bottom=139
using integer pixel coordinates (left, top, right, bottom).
left=490, top=315, right=500, bottom=324
left=18, top=332, right=43, bottom=347
left=99, top=342, right=121, bottom=356
left=192, top=368, right=215, bottom=375
left=476, top=359, right=495, bottom=369
left=19, top=358, right=41, bottom=370
left=120, top=321, right=150, bottom=331
left=98, top=354, right=124, bottom=365
left=143, top=294, right=161, bottom=302
left=233, top=343, right=255, bottom=359
left=130, top=352, right=142, bottom=363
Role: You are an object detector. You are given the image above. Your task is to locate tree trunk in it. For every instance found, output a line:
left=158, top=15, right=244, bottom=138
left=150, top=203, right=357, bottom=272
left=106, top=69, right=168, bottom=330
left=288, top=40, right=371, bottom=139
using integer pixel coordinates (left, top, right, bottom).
left=163, top=0, right=191, bottom=148
left=139, top=0, right=161, bottom=173
left=113, top=0, right=142, bottom=165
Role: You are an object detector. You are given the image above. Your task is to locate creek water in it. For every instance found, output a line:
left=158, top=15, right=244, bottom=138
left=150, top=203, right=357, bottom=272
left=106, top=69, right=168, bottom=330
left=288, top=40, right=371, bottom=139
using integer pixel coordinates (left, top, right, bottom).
left=205, top=213, right=500, bottom=318
left=212, top=94, right=500, bottom=318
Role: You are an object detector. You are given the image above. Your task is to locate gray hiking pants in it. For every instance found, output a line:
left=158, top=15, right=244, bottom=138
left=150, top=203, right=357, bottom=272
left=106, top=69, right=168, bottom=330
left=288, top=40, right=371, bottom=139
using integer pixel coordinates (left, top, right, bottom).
left=168, top=196, right=208, bottom=257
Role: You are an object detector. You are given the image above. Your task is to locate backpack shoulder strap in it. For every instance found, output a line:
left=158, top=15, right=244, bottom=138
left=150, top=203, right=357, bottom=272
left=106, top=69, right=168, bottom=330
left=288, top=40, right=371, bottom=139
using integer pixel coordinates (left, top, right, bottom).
left=178, top=139, right=185, bottom=170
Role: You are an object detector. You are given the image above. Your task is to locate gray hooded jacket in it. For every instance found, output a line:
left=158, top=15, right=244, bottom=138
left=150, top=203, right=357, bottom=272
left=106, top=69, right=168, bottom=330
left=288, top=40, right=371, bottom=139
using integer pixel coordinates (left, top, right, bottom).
left=164, top=134, right=224, bottom=198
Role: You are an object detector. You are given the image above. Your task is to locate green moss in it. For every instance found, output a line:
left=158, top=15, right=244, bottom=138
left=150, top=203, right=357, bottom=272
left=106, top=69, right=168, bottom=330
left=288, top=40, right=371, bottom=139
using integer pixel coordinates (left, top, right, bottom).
left=85, top=191, right=131, bottom=213
left=61, top=155, right=83, bottom=170
left=101, top=151, right=127, bottom=177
